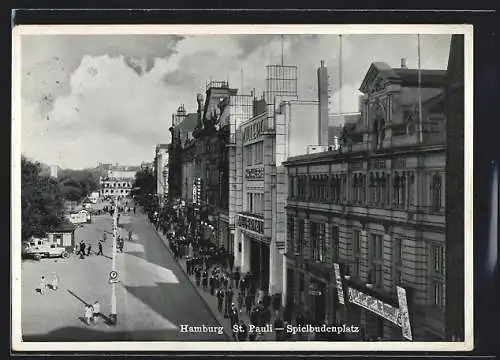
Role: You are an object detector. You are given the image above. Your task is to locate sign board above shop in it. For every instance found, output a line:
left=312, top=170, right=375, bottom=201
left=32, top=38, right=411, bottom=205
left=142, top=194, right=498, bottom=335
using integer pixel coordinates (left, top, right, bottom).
left=237, top=213, right=264, bottom=235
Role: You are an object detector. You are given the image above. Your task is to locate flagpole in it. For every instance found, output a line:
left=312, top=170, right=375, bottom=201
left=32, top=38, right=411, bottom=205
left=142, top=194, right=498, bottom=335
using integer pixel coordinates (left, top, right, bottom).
left=417, top=34, right=423, bottom=144
left=339, top=34, right=343, bottom=116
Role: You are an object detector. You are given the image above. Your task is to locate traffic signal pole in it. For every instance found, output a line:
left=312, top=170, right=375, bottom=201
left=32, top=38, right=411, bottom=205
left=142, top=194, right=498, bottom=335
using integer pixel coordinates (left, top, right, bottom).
left=110, top=194, right=118, bottom=324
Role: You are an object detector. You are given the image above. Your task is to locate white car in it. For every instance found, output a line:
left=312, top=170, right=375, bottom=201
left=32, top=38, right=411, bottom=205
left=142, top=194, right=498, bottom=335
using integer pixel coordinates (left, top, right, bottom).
left=22, top=240, right=69, bottom=260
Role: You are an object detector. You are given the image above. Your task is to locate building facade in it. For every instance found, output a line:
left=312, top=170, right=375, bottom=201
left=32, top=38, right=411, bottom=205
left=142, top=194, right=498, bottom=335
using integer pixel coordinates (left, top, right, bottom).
left=284, top=58, right=450, bottom=341
left=233, top=63, right=323, bottom=298
left=155, top=144, right=170, bottom=206
left=99, top=165, right=139, bottom=199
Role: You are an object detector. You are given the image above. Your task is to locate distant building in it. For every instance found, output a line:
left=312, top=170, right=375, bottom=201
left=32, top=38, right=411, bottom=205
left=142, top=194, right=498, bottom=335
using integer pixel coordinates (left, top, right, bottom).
left=155, top=144, right=170, bottom=206
left=49, top=165, right=59, bottom=178
left=99, top=164, right=140, bottom=199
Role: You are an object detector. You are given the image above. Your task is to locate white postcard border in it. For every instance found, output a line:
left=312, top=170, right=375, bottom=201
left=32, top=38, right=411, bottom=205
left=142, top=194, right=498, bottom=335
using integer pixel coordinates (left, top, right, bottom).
left=11, top=23, right=474, bottom=352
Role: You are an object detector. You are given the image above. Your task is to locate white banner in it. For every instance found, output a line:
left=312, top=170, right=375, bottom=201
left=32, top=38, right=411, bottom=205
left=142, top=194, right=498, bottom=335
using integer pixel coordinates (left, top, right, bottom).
left=397, top=286, right=413, bottom=341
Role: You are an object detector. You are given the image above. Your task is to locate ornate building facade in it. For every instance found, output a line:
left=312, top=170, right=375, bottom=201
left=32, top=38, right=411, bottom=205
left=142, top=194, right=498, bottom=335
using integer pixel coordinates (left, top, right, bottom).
left=284, top=54, right=453, bottom=340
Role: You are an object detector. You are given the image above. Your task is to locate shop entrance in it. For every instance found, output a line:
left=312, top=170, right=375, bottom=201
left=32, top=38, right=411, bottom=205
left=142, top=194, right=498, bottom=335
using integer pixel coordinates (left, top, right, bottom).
left=249, top=237, right=270, bottom=291
left=309, top=279, right=326, bottom=324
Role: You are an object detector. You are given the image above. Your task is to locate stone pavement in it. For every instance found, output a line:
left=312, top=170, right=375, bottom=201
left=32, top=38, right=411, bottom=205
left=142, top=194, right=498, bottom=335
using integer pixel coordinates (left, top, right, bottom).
left=150, top=220, right=280, bottom=342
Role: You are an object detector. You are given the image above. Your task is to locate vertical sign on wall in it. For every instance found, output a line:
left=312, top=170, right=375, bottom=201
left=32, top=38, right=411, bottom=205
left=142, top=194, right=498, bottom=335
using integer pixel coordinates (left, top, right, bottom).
left=397, top=285, right=413, bottom=341
left=334, top=263, right=345, bottom=305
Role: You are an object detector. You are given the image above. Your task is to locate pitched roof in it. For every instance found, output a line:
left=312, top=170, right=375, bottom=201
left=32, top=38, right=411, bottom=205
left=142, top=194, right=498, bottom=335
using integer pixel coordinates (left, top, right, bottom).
left=47, top=220, right=76, bottom=233
left=359, top=62, right=447, bottom=93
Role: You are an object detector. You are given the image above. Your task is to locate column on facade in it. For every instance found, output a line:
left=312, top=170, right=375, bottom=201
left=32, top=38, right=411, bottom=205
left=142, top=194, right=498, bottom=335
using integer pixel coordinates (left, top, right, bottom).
left=269, top=241, right=284, bottom=295
left=233, top=228, right=240, bottom=269
left=382, top=232, right=393, bottom=293
left=240, top=232, right=251, bottom=274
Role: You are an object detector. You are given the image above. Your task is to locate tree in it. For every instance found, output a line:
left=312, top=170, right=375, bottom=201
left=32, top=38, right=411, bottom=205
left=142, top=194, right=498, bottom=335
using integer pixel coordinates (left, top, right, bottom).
left=58, top=169, right=100, bottom=202
left=131, top=168, right=156, bottom=211
left=21, top=156, right=65, bottom=241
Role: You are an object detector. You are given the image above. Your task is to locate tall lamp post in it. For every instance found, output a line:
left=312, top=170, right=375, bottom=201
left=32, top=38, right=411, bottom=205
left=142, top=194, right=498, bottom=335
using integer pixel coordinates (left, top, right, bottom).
left=110, top=194, right=118, bottom=325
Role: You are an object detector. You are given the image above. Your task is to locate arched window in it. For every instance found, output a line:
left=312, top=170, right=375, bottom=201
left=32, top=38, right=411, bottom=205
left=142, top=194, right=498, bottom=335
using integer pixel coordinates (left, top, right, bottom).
left=369, top=173, right=376, bottom=204
left=401, top=173, right=407, bottom=207
left=373, top=119, right=380, bottom=149
left=431, top=173, right=442, bottom=211
left=380, top=174, right=386, bottom=205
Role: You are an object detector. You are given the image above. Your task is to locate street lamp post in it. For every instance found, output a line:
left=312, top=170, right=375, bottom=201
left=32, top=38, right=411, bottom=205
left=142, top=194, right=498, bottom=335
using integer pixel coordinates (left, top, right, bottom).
left=110, top=194, right=118, bottom=325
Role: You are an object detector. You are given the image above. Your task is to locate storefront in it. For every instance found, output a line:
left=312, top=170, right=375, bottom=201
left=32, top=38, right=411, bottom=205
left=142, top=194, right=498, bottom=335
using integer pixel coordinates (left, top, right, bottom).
left=236, top=212, right=272, bottom=290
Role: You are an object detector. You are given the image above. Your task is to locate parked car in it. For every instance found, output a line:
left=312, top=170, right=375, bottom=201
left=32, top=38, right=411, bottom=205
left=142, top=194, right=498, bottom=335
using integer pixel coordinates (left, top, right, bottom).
left=22, top=239, right=69, bottom=260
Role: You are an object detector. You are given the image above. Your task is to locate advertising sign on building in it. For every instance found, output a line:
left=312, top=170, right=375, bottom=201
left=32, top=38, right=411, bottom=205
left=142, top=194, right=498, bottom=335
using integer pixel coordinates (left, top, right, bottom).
left=192, top=177, right=202, bottom=206
left=333, top=263, right=345, bottom=305
left=397, top=286, right=413, bottom=341
left=347, top=287, right=400, bottom=326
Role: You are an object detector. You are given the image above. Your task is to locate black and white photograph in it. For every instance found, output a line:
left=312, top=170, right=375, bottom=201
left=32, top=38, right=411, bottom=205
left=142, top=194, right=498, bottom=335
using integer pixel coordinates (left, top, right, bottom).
left=11, top=24, right=473, bottom=351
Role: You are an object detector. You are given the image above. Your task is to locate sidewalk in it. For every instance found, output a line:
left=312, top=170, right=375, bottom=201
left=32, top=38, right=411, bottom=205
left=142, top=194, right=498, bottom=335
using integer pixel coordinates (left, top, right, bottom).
left=150, top=218, right=278, bottom=342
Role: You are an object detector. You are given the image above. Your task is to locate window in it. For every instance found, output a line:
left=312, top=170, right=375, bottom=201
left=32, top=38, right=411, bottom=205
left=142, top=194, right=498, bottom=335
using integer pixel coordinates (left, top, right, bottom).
left=352, top=230, right=361, bottom=277
left=331, top=175, right=341, bottom=203
left=393, top=173, right=401, bottom=206
left=432, top=280, right=445, bottom=308
left=297, top=219, right=305, bottom=254
left=431, top=244, right=445, bottom=275
left=380, top=174, right=387, bottom=206
left=287, top=217, right=295, bottom=253
left=331, top=225, right=340, bottom=262
left=298, top=176, right=307, bottom=200
left=369, top=233, right=383, bottom=288
left=370, top=234, right=383, bottom=259
left=431, top=173, right=442, bottom=211
left=393, top=238, right=403, bottom=289
left=394, top=238, right=402, bottom=266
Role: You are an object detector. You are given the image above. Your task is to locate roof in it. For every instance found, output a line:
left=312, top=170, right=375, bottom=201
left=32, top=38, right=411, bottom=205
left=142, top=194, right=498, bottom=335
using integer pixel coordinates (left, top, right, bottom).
left=393, top=68, right=447, bottom=87
left=359, top=62, right=447, bottom=93
left=47, top=220, right=76, bottom=233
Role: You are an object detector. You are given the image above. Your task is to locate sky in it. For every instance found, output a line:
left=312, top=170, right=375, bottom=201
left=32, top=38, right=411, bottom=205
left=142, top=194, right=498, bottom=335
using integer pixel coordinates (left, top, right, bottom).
left=19, top=32, right=452, bottom=170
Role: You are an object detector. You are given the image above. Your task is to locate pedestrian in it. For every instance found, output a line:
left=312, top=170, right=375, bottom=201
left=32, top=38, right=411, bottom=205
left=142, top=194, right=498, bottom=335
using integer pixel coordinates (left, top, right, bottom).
left=84, top=304, right=93, bottom=325
left=51, top=272, right=59, bottom=291
left=237, top=290, right=244, bottom=312
left=195, top=267, right=201, bottom=287
left=86, top=244, right=92, bottom=256
left=97, top=241, right=104, bottom=256
left=237, top=320, right=248, bottom=341
left=39, top=276, right=46, bottom=295
left=133, top=206, right=136, bottom=214
left=217, top=288, right=224, bottom=312
left=234, top=268, right=241, bottom=289
left=230, top=303, right=239, bottom=337
left=77, top=241, right=86, bottom=258
left=202, top=270, right=208, bottom=290
left=245, top=293, right=253, bottom=316
left=209, top=272, right=215, bottom=295
left=92, top=301, right=100, bottom=324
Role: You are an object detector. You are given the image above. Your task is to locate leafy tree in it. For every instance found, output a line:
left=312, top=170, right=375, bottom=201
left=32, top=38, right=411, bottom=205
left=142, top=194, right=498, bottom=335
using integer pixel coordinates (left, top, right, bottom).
left=58, top=169, right=100, bottom=202
left=131, top=168, right=156, bottom=211
left=21, top=156, right=65, bottom=241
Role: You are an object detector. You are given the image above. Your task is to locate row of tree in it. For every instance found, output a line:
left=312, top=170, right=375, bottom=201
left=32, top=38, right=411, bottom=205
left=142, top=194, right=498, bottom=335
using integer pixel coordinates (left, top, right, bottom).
left=21, top=156, right=101, bottom=241
left=130, top=167, right=156, bottom=212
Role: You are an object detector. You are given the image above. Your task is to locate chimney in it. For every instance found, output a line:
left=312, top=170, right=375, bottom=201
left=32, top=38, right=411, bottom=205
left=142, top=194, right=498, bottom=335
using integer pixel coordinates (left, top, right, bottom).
left=320, top=60, right=325, bottom=68
left=401, top=58, right=407, bottom=68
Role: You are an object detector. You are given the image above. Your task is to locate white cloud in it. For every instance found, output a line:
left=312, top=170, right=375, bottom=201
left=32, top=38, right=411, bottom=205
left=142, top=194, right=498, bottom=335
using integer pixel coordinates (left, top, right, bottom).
left=20, top=33, right=452, bottom=169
